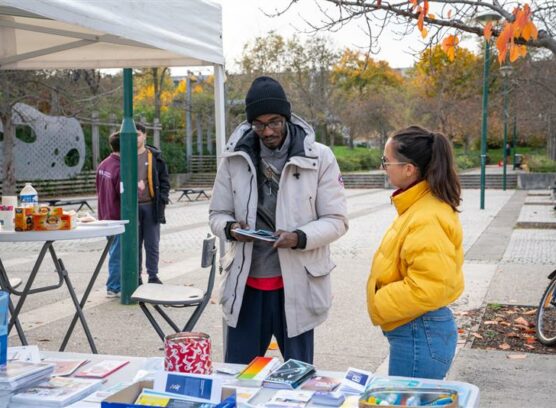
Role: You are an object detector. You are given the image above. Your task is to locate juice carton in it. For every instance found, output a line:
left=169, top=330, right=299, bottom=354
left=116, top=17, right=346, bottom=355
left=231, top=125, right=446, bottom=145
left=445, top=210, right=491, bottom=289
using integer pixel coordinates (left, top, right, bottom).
left=14, top=207, right=34, bottom=231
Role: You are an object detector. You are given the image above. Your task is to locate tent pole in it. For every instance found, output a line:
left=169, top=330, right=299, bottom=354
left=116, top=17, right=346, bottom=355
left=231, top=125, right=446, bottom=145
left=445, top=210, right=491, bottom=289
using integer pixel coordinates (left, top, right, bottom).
left=120, top=68, right=138, bottom=305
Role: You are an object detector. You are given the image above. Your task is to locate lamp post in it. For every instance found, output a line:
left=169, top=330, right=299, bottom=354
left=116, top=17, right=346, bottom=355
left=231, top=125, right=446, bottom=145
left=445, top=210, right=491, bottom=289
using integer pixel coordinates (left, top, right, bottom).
left=500, top=64, right=513, bottom=191
left=476, top=11, right=501, bottom=209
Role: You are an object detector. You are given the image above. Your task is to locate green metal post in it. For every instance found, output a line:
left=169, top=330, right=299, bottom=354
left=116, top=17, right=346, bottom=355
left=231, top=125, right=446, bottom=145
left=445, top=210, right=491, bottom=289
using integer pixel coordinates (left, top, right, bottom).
left=120, top=68, right=138, bottom=304
left=502, top=73, right=509, bottom=191
left=479, top=41, right=491, bottom=209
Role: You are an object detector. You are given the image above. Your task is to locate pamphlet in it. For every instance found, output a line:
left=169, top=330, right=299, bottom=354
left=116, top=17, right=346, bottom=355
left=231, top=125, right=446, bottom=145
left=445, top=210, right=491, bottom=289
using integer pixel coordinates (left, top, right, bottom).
left=153, top=371, right=223, bottom=404
left=235, top=356, right=281, bottom=387
left=266, top=389, right=314, bottom=408
left=43, top=358, right=89, bottom=377
left=300, top=375, right=341, bottom=392
left=7, top=346, right=41, bottom=363
left=234, top=229, right=278, bottom=242
left=263, top=359, right=316, bottom=390
left=337, top=367, right=372, bottom=395
left=74, top=360, right=129, bottom=378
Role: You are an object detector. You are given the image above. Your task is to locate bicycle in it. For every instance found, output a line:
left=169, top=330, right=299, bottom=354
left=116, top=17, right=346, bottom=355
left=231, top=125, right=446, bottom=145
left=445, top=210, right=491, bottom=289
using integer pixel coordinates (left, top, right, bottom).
left=536, top=269, right=556, bottom=346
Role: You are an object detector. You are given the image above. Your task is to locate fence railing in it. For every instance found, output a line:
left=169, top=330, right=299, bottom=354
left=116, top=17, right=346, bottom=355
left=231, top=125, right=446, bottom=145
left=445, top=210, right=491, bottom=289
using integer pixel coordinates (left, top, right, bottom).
left=188, top=155, right=217, bottom=173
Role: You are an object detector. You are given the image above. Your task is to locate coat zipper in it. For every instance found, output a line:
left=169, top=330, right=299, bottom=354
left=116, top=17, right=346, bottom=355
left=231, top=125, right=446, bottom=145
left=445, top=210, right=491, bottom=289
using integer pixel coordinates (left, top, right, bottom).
left=230, top=171, right=254, bottom=315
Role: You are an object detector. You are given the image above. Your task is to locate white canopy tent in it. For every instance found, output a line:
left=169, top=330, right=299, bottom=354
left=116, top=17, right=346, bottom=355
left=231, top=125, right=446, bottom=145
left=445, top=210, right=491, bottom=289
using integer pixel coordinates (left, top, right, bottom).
left=0, top=0, right=226, bottom=304
left=0, top=0, right=225, bottom=154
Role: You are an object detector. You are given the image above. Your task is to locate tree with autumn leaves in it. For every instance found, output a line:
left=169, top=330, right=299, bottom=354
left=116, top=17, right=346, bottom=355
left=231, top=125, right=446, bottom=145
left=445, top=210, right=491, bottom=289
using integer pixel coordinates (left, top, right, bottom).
left=284, top=1, right=553, bottom=63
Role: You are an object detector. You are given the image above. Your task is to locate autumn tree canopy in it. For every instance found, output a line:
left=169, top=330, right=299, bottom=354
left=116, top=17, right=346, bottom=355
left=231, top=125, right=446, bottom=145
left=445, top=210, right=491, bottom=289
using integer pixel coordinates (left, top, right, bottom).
left=282, top=0, right=555, bottom=62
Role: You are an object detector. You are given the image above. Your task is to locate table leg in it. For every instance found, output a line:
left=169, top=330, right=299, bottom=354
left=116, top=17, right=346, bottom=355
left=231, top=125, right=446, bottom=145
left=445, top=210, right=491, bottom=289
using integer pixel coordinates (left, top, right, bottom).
left=177, top=191, right=186, bottom=202
left=0, top=259, right=28, bottom=345
left=59, top=235, right=114, bottom=353
left=7, top=242, right=53, bottom=331
left=51, top=256, right=98, bottom=354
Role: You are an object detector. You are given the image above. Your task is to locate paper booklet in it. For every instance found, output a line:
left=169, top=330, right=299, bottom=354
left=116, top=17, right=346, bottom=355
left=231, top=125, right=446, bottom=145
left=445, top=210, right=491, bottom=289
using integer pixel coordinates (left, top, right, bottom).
left=262, top=359, right=316, bottom=390
left=74, top=360, right=129, bottom=378
left=234, top=228, right=278, bottom=242
left=153, top=371, right=223, bottom=404
left=43, top=358, right=89, bottom=377
left=7, top=345, right=41, bottom=363
left=10, top=376, right=103, bottom=407
left=0, top=360, right=55, bottom=391
left=134, top=388, right=216, bottom=407
left=300, top=375, right=341, bottom=392
left=235, top=356, right=281, bottom=387
left=311, top=391, right=346, bottom=407
left=265, top=389, right=314, bottom=408
left=337, top=367, right=372, bottom=394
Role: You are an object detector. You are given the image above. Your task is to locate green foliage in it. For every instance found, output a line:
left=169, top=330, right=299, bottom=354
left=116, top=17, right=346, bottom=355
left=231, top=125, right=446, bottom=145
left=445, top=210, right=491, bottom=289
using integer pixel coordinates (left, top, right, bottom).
left=455, top=155, right=479, bottom=170
left=160, top=141, right=186, bottom=173
left=333, top=146, right=381, bottom=171
left=526, top=155, right=556, bottom=172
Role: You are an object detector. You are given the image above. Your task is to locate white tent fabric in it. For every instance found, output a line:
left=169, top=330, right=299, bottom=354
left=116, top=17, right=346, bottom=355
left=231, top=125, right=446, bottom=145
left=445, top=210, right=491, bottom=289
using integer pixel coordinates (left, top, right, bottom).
left=0, top=0, right=224, bottom=69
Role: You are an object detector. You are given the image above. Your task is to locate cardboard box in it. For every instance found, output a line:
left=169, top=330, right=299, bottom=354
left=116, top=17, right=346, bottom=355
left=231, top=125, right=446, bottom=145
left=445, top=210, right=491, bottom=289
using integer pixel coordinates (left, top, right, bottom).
left=101, top=381, right=235, bottom=408
left=15, top=206, right=75, bottom=231
left=14, top=207, right=34, bottom=231
left=33, top=212, right=75, bottom=231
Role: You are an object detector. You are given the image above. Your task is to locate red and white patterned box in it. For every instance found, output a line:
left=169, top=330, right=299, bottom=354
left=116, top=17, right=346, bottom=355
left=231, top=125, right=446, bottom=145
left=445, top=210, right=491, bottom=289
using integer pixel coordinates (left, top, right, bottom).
left=164, top=332, right=212, bottom=374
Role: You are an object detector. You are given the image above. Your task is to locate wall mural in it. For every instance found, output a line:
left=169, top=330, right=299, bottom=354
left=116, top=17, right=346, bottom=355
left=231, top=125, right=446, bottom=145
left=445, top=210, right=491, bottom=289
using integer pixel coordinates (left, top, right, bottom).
left=0, top=103, right=85, bottom=180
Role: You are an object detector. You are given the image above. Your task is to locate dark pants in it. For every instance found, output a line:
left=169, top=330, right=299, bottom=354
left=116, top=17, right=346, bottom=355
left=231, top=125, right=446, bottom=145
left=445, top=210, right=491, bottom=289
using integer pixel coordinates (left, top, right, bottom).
left=225, top=286, right=314, bottom=364
left=138, top=202, right=160, bottom=278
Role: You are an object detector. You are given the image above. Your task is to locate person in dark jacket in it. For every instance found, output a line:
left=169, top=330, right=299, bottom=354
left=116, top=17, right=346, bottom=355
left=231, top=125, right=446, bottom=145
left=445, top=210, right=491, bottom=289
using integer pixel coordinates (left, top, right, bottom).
left=136, top=123, right=170, bottom=285
left=96, top=131, right=122, bottom=298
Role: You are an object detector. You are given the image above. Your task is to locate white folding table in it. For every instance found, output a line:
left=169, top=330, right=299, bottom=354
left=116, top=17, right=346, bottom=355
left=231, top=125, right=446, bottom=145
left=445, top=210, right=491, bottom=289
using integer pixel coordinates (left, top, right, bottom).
left=0, top=222, right=126, bottom=353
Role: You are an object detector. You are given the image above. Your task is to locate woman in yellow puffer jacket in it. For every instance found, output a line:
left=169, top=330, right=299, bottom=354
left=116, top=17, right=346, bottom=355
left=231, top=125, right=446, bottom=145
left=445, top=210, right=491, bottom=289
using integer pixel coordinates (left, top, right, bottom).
left=367, top=125, right=464, bottom=379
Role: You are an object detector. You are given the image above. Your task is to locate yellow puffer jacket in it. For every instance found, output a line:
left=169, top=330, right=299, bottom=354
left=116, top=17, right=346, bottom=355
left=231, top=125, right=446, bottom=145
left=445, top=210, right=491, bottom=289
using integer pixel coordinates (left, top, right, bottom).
left=367, top=181, right=464, bottom=332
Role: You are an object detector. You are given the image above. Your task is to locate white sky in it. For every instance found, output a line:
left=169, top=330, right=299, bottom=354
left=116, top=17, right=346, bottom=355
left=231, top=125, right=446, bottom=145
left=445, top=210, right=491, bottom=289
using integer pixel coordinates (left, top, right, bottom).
left=173, top=0, right=433, bottom=76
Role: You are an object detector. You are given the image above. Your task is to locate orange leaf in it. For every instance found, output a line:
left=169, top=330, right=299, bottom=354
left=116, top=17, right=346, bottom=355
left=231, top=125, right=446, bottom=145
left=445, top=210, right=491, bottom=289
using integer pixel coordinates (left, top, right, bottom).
left=524, top=344, right=536, bottom=350
left=441, top=35, right=459, bottom=62
left=428, top=13, right=435, bottom=20
left=417, top=12, right=425, bottom=32
left=507, top=354, right=527, bottom=360
left=499, top=343, right=511, bottom=350
left=483, top=21, right=493, bottom=41
left=526, top=337, right=537, bottom=344
left=523, top=309, right=537, bottom=316
left=447, top=9, right=452, bottom=18
left=483, top=320, right=498, bottom=325
left=420, top=27, right=428, bottom=39
left=471, top=332, right=483, bottom=339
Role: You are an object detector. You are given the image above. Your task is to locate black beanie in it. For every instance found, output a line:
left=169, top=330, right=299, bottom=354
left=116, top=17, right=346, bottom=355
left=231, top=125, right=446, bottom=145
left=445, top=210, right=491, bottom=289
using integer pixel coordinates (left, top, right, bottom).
left=245, top=76, right=291, bottom=123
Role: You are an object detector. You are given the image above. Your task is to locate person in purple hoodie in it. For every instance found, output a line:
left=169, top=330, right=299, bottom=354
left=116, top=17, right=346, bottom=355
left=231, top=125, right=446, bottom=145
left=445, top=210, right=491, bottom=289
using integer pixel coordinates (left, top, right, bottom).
left=96, top=132, right=122, bottom=298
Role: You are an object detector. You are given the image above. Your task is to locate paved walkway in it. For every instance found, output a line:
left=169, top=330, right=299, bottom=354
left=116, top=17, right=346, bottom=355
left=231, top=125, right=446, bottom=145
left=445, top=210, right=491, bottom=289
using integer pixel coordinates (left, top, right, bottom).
left=2, top=187, right=555, bottom=407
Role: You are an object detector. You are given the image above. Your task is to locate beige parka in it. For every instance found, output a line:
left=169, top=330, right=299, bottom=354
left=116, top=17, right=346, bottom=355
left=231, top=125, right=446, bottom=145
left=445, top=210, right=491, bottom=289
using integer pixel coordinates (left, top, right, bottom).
left=209, top=114, right=348, bottom=338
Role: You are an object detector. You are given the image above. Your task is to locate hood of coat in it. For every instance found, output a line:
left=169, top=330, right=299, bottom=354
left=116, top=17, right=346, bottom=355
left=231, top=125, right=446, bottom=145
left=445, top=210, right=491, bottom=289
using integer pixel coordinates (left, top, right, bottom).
left=145, top=144, right=162, bottom=158
left=223, top=113, right=316, bottom=160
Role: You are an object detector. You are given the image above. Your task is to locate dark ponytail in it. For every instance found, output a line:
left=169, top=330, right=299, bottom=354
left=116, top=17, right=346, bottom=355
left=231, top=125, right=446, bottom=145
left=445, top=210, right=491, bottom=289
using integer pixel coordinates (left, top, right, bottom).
left=391, top=126, right=461, bottom=212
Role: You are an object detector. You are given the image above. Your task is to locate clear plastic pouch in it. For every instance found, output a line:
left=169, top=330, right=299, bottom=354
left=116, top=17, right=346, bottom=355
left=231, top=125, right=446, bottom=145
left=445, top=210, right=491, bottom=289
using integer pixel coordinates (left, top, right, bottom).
left=359, top=387, right=458, bottom=407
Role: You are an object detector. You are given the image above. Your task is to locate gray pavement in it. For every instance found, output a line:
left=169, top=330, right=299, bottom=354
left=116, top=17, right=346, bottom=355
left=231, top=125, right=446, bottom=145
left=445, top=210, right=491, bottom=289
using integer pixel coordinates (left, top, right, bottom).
left=2, top=187, right=556, bottom=407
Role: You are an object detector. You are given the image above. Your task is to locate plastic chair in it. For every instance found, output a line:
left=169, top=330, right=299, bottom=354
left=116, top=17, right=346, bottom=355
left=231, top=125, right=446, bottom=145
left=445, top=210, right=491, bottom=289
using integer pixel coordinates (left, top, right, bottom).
left=131, top=235, right=217, bottom=341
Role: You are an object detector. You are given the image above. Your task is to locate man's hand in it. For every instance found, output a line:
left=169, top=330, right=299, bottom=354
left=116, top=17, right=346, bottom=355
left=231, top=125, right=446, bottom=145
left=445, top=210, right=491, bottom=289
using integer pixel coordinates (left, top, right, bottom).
left=273, top=230, right=298, bottom=249
left=230, top=221, right=254, bottom=242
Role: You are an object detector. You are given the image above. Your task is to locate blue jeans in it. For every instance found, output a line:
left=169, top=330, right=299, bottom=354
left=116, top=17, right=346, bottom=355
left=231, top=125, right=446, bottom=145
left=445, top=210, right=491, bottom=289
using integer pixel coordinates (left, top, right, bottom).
left=106, top=235, right=121, bottom=293
left=384, top=307, right=457, bottom=379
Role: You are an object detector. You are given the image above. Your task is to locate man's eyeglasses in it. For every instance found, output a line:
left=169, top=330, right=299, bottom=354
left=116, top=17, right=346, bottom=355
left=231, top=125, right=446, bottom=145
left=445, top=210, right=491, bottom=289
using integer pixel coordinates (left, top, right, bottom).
left=252, top=119, right=284, bottom=133
left=381, top=155, right=410, bottom=169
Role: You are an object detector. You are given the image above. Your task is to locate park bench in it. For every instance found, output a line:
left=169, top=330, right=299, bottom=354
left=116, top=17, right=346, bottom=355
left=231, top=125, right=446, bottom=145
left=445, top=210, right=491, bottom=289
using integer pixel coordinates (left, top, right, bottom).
left=44, top=198, right=94, bottom=213
left=176, top=188, right=210, bottom=202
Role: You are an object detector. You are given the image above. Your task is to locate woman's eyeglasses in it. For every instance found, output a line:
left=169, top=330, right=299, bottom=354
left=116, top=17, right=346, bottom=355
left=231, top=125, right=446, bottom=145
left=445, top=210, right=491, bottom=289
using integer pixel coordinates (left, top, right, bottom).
left=252, top=119, right=284, bottom=133
left=381, top=155, right=410, bottom=169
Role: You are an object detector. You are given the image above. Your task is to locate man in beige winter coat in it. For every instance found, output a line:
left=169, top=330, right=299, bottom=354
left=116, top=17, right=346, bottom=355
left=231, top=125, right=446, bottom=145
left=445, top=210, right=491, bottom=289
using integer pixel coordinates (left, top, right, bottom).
left=209, top=76, right=348, bottom=364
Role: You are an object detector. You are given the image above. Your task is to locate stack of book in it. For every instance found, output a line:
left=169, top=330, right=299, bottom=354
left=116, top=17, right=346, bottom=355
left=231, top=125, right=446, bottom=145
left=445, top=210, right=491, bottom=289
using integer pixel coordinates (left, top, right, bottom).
left=235, top=356, right=281, bottom=387
left=0, top=360, right=54, bottom=393
left=10, top=376, right=104, bottom=407
left=0, top=360, right=55, bottom=406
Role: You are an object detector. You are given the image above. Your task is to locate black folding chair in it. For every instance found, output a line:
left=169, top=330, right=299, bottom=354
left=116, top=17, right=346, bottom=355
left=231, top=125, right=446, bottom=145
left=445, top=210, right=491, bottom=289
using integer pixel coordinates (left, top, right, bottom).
left=131, top=235, right=217, bottom=341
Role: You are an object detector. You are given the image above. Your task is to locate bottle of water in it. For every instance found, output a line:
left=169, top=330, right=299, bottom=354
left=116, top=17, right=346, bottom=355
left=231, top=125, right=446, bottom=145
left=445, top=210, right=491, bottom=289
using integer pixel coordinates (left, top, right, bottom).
left=19, top=183, right=38, bottom=208
left=0, top=291, right=8, bottom=366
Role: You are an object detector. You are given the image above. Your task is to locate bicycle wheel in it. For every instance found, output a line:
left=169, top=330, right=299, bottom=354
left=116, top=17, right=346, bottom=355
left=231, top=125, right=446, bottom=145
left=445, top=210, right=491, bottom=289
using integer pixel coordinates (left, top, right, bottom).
left=536, top=277, right=556, bottom=346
